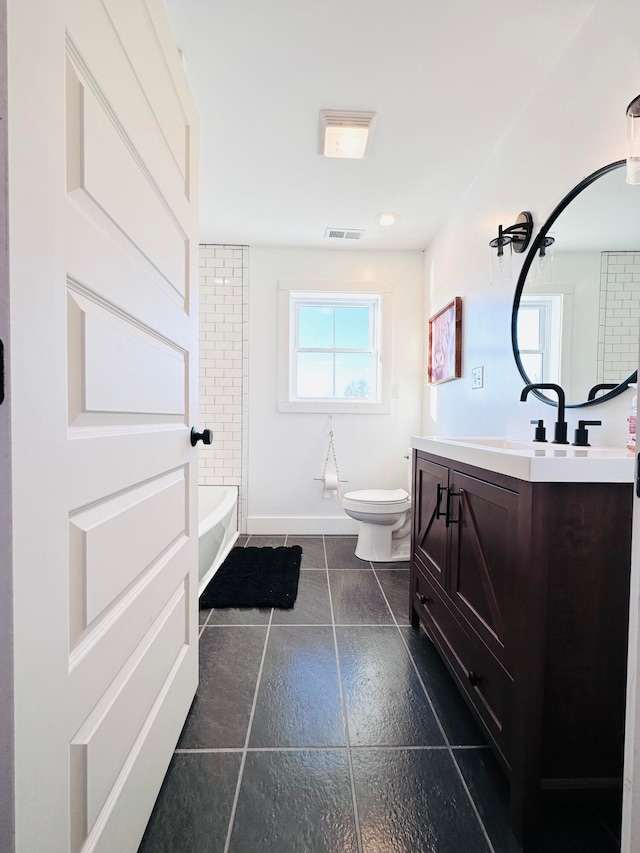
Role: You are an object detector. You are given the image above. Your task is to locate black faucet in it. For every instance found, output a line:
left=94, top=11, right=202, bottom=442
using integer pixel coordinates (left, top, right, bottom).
left=587, top=383, right=617, bottom=401
left=520, top=383, right=569, bottom=444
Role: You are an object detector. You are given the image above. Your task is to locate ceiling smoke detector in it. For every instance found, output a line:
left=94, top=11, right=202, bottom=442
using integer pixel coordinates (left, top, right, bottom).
left=318, top=110, right=377, bottom=159
left=324, top=228, right=365, bottom=240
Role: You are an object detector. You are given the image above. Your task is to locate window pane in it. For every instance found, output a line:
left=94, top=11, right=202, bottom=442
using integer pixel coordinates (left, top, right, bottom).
left=521, top=353, right=543, bottom=384
left=335, top=353, right=372, bottom=399
left=296, top=353, right=334, bottom=397
left=517, top=308, right=541, bottom=350
left=334, top=306, right=371, bottom=349
left=298, top=306, right=333, bottom=348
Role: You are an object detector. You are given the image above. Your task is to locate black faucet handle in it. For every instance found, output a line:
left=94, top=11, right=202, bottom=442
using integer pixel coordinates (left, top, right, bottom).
left=571, top=420, right=602, bottom=447
left=530, top=419, right=547, bottom=442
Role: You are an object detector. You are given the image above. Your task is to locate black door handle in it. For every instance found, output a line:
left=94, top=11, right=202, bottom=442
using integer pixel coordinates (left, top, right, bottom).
left=191, top=427, right=213, bottom=446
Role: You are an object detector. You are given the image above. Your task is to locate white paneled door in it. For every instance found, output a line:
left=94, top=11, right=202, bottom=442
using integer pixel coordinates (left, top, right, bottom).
left=7, top=1, right=199, bottom=851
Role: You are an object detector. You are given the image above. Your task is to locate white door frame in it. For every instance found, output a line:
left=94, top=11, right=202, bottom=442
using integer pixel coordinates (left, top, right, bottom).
left=0, top=0, right=14, bottom=848
left=622, top=337, right=640, bottom=849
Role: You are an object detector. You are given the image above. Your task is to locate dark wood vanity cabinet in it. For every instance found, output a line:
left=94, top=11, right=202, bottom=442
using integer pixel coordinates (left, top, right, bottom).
left=410, top=449, right=633, bottom=849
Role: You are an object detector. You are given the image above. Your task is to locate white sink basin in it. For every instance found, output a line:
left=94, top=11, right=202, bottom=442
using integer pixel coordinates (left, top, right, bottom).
left=410, top=435, right=634, bottom=483
left=443, top=437, right=540, bottom=450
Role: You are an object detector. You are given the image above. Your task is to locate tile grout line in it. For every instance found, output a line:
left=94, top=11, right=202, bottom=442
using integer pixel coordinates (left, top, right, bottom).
left=198, top=605, right=213, bottom=637
left=323, top=535, right=364, bottom=853
left=175, top=743, right=481, bottom=754
left=371, top=567, right=496, bottom=853
left=202, top=621, right=416, bottom=629
left=222, top=608, right=274, bottom=853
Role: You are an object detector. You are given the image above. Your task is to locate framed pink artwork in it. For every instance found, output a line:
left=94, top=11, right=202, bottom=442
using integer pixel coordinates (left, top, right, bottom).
left=427, top=297, right=462, bottom=385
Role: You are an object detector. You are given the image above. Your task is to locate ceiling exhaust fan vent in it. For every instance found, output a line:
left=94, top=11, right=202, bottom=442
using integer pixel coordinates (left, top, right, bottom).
left=318, top=110, right=377, bottom=158
left=325, top=228, right=365, bottom=240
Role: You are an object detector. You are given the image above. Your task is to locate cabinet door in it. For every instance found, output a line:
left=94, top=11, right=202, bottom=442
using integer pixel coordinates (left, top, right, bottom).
left=413, top=456, right=448, bottom=588
left=414, top=566, right=513, bottom=761
left=448, top=470, right=519, bottom=668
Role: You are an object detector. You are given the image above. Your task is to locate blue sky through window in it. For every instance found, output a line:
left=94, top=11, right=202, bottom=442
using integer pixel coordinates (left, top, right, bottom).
left=295, top=301, right=374, bottom=398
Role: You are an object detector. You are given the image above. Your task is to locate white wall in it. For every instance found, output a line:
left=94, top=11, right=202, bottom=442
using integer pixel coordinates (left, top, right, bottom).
left=548, top=250, right=601, bottom=400
left=422, top=0, right=640, bottom=446
left=248, top=247, right=423, bottom=533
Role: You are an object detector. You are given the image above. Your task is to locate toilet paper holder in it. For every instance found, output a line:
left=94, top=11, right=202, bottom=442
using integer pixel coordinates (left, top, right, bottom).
left=313, top=472, right=349, bottom=499
left=314, top=419, right=348, bottom=497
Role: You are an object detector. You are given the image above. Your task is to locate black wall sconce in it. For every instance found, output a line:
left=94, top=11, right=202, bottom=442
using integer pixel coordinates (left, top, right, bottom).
left=489, top=211, right=533, bottom=284
left=627, top=95, right=640, bottom=184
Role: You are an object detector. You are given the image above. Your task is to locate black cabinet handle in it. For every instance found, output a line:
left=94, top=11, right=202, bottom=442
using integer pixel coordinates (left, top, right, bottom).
left=468, top=671, right=480, bottom=687
left=418, top=594, right=431, bottom=605
left=191, top=427, right=213, bottom=446
left=445, top=488, right=461, bottom=528
left=435, top=483, right=447, bottom=520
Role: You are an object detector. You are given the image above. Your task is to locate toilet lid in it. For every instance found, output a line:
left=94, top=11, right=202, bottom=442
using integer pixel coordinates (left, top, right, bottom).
left=344, top=488, right=410, bottom=505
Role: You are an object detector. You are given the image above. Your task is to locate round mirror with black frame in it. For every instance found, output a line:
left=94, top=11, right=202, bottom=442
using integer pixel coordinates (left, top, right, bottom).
left=511, top=159, right=638, bottom=407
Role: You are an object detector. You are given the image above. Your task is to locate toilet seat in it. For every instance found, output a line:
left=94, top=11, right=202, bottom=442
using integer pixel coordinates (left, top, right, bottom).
left=343, top=488, right=410, bottom=506
left=343, top=488, right=411, bottom=517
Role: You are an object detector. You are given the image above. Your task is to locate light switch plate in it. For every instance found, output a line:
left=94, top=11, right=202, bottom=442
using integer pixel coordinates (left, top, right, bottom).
left=471, top=366, right=484, bottom=389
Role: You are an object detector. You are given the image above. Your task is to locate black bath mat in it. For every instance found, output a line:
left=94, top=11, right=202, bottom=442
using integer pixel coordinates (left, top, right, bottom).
left=199, top=545, right=302, bottom=609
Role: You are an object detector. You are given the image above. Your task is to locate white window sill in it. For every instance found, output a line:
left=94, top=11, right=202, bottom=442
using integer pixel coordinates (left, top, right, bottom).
left=278, top=399, right=391, bottom=414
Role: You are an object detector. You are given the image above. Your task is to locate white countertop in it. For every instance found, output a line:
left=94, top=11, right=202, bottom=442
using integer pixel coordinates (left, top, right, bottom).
left=410, top=435, right=635, bottom=483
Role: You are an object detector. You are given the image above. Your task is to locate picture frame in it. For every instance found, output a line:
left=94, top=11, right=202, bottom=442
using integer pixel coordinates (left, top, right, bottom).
left=427, top=297, right=462, bottom=385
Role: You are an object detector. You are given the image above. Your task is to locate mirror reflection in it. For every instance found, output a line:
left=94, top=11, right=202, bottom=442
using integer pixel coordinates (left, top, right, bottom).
left=513, top=161, right=639, bottom=406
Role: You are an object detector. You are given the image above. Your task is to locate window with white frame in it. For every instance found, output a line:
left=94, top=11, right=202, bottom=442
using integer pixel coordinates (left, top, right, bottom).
left=517, top=295, right=563, bottom=386
left=278, top=281, right=392, bottom=413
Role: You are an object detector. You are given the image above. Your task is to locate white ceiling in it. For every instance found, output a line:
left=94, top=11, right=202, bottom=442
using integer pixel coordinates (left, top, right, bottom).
left=164, top=0, right=597, bottom=250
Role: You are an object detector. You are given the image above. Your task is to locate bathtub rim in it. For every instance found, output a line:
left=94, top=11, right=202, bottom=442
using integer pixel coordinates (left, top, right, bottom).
left=197, top=485, right=239, bottom=597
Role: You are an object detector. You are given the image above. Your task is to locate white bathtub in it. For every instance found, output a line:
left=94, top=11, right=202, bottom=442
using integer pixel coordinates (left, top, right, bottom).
left=198, top=485, right=239, bottom=596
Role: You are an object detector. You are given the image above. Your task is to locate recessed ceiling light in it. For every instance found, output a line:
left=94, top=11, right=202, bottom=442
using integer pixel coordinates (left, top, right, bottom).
left=374, top=212, right=399, bottom=227
left=318, top=110, right=377, bottom=159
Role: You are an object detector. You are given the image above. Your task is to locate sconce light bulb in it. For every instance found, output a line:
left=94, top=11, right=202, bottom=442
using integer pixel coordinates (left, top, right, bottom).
left=528, top=237, right=554, bottom=287
left=626, top=95, right=640, bottom=184
left=489, top=239, right=513, bottom=285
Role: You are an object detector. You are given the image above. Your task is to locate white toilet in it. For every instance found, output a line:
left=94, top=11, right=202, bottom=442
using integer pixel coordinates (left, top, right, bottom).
left=342, top=457, right=412, bottom=562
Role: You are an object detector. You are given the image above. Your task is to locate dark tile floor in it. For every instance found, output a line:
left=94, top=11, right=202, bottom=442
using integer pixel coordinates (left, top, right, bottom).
left=138, top=535, right=621, bottom=853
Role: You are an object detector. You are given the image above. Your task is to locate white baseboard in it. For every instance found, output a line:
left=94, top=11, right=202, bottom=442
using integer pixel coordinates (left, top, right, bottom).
left=246, top=516, right=359, bottom=535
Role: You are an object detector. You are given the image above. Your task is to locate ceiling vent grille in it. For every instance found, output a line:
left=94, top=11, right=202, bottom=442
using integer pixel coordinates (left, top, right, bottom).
left=325, top=228, right=365, bottom=240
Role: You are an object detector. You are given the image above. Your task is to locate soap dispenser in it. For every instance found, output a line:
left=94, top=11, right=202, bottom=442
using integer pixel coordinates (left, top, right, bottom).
left=627, top=384, right=637, bottom=452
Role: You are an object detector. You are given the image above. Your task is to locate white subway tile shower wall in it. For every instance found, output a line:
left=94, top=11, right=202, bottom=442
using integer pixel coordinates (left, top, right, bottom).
left=598, top=252, right=640, bottom=383
left=199, top=244, right=249, bottom=532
